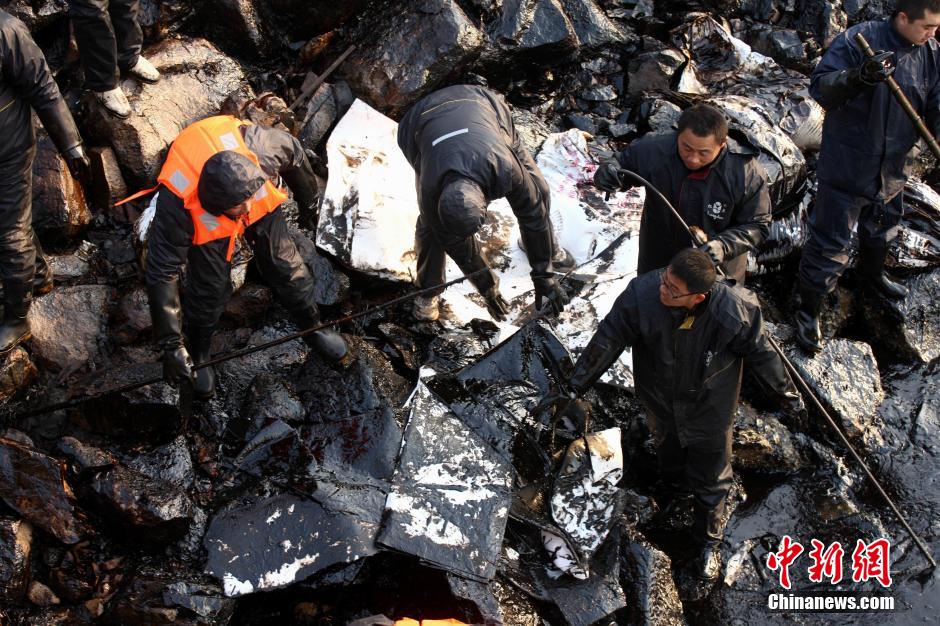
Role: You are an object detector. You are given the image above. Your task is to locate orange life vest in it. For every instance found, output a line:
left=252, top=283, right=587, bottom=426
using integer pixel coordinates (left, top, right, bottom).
left=118, top=115, right=289, bottom=261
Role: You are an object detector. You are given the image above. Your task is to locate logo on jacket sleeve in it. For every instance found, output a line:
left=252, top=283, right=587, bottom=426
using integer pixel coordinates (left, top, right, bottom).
left=705, top=201, right=727, bottom=219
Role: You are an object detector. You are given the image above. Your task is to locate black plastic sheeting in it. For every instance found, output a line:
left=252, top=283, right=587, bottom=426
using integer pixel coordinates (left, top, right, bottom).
left=377, top=322, right=570, bottom=582
left=204, top=481, right=384, bottom=597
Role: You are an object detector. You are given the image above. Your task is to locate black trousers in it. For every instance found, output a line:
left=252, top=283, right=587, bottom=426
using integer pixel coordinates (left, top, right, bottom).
left=0, top=147, right=49, bottom=300
left=798, top=182, right=904, bottom=297
left=182, top=208, right=317, bottom=330
left=654, top=422, right=734, bottom=548
left=69, top=0, right=143, bottom=91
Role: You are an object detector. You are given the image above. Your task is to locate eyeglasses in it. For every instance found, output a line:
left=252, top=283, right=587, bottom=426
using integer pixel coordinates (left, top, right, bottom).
left=660, top=269, right=698, bottom=299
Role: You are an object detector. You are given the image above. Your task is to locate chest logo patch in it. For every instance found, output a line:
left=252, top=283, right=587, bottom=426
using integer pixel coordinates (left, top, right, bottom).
left=704, top=350, right=714, bottom=368
left=705, top=201, right=726, bottom=220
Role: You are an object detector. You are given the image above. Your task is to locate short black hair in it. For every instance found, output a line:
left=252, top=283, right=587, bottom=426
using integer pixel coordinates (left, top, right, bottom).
left=677, top=104, right=729, bottom=143
left=897, top=0, right=940, bottom=20
left=668, top=248, right=717, bottom=294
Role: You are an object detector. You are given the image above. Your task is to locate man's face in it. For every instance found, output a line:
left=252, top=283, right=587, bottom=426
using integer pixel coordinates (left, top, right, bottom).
left=896, top=10, right=940, bottom=46
left=659, top=267, right=705, bottom=309
left=676, top=129, right=726, bottom=171
left=222, top=199, right=251, bottom=219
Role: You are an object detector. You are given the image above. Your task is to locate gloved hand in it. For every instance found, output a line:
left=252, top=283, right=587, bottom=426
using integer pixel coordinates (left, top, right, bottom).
left=593, top=159, right=624, bottom=193
left=64, top=145, right=91, bottom=185
left=699, top=240, right=725, bottom=266
left=163, top=344, right=194, bottom=385
left=533, top=275, right=569, bottom=315
left=482, top=286, right=510, bottom=321
left=859, top=50, right=894, bottom=84
left=781, top=392, right=807, bottom=421
left=298, top=200, right=319, bottom=231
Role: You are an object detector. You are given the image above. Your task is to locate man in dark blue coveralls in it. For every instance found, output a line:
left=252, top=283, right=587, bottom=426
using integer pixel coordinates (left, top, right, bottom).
left=795, top=0, right=940, bottom=353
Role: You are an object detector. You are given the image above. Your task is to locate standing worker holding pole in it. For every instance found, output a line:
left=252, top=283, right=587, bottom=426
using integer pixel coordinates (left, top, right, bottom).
left=795, top=0, right=940, bottom=353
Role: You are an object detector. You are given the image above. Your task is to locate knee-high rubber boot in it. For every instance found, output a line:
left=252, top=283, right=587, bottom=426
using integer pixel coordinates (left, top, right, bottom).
left=292, top=307, right=352, bottom=368
left=857, top=246, right=908, bottom=300
left=184, top=325, right=216, bottom=400
left=692, top=500, right=724, bottom=582
left=795, top=286, right=823, bottom=354
left=0, top=284, right=32, bottom=355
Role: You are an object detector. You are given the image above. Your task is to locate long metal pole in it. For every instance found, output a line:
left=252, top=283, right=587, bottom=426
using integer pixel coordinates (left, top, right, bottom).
left=855, top=32, right=940, bottom=159
left=615, top=168, right=937, bottom=569
left=10, top=268, right=487, bottom=420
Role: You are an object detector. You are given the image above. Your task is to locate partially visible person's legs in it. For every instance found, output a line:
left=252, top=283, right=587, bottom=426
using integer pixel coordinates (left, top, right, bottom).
left=0, top=150, right=38, bottom=354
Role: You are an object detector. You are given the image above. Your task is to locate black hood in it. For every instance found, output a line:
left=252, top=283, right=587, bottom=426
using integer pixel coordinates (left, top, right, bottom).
left=197, top=151, right=267, bottom=215
left=437, top=177, right=487, bottom=238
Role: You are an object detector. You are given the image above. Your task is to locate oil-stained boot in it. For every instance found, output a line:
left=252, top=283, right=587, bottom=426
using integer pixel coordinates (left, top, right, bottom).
left=0, top=285, right=32, bottom=355
left=184, top=325, right=216, bottom=400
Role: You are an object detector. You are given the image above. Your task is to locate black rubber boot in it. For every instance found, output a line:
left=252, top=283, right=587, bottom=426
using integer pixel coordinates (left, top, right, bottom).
left=692, top=500, right=725, bottom=582
left=184, top=325, right=216, bottom=400
left=857, top=246, right=908, bottom=300
left=695, top=544, right=722, bottom=582
left=33, top=253, right=54, bottom=296
left=795, top=287, right=823, bottom=354
left=293, top=307, right=353, bottom=368
left=0, top=285, right=32, bottom=355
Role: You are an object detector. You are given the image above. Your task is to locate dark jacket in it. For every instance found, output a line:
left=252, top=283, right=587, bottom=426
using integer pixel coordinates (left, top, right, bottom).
left=614, top=133, right=771, bottom=284
left=811, top=18, right=940, bottom=201
left=145, top=123, right=317, bottom=285
left=570, top=271, right=796, bottom=448
left=0, top=9, right=82, bottom=161
left=397, top=84, right=555, bottom=276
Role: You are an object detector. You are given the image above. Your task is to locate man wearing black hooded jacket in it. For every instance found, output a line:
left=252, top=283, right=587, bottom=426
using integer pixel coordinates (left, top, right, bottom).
left=397, top=84, right=571, bottom=322
left=794, top=0, right=940, bottom=353
left=546, top=249, right=803, bottom=582
left=140, top=116, right=349, bottom=400
left=0, top=9, right=90, bottom=355
left=593, top=104, right=771, bottom=286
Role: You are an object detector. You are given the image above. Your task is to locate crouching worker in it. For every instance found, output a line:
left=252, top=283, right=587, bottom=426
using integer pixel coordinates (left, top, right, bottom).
left=542, top=249, right=803, bottom=583
left=121, top=115, right=350, bottom=399
left=397, top=84, right=573, bottom=322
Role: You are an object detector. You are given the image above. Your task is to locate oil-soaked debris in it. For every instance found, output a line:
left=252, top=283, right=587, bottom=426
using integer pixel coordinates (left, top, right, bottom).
left=0, top=437, right=81, bottom=544
left=27, top=285, right=111, bottom=372
left=204, top=485, right=383, bottom=597
left=106, top=566, right=235, bottom=625
left=2, top=0, right=940, bottom=622
left=85, top=464, right=194, bottom=542
left=733, top=401, right=808, bottom=474
left=32, top=132, right=92, bottom=242
left=378, top=379, right=515, bottom=582
left=857, top=267, right=940, bottom=364
left=784, top=335, right=884, bottom=441
left=0, top=517, right=32, bottom=601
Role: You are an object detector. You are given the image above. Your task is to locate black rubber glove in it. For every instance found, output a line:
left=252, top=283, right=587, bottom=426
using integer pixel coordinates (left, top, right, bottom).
left=298, top=200, right=319, bottom=231
left=163, top=345, right=194, bottom=384
left=64, top=145, right=91, bottom=186
left=482, top=286, right=510, bottom=321
left=699, top=240, right=725, bottom=266
left=859, top=50, right=894, bottom=84
left=593, top=159, right=624, bottom=193
left=533, top=275, right=569, bottom=315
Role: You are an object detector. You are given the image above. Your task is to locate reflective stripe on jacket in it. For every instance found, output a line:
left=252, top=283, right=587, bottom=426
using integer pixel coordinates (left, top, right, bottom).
left=120, top=115, right=288, bottom=260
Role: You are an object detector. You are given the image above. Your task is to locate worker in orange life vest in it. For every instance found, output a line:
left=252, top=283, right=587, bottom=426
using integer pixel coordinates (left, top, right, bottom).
left=132, top=115, right=350, bottom=400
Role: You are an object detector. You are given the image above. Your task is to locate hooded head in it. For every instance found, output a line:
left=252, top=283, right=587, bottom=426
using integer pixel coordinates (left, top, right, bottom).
left=197, top=151, right=267, bottom=216
left=437, top=178, right=487, bottom=238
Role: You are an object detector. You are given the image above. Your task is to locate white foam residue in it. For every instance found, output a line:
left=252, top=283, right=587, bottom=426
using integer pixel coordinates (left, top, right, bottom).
left=385, top=492, right=469, bottom=547
left=258, top=553, right=321, bottom=589
left=222, top=572, right=254, bottom=597
left=281, top=539, right=293, bottom=552
left=265, top=509, right=281, bottom=524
